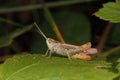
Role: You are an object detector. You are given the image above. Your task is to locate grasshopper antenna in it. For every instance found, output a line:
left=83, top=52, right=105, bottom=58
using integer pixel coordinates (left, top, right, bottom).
left=34, top=22, right=47, bottom=40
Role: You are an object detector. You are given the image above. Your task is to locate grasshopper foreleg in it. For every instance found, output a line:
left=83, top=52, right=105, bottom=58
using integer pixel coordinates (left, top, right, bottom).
left=48, top=50, right=52, bottom=58
left=43, top=49, right=50, bottom=57
left=43, top=49, right=53, bottom=58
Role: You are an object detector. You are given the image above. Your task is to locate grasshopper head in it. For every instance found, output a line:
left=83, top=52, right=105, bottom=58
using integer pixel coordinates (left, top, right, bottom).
left=46, top=38, right=60, bottom=49
left=47, top=38, right=59, bottom=44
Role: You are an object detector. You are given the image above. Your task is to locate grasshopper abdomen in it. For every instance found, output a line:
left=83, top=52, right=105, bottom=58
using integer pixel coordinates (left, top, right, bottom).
left=46, top=38, right=80, bottom=60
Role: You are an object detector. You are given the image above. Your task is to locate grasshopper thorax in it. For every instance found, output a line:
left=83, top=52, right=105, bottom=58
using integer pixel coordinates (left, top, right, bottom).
left=46, top=38, right=60, bottom=50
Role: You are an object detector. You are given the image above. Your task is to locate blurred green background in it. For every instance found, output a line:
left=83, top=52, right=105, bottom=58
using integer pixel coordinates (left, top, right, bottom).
left=0, top=0, right=120, bottom=62
left=0, top=0, right=120, bottom=80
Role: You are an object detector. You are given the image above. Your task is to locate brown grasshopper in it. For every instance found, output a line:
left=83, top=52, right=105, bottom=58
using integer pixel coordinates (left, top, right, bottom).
left=34, top=22, right=97, bottom=60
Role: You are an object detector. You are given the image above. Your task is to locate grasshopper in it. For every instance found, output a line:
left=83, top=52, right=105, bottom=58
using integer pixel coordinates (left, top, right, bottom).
left=34, top=22, right=97, bottom=60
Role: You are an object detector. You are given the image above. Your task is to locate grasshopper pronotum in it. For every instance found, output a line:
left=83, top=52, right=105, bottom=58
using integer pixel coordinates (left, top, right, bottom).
left=34, top=22, right=97, bottom=60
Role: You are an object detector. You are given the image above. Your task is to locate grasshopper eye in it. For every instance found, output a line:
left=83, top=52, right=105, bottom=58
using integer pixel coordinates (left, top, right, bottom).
left=47, top=38, right=53, bottom=42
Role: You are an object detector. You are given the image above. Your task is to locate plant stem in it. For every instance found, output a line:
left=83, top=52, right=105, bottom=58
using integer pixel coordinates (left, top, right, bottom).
left=97, top=22, right=112, bottom=56
left=0, top=0, right=93, bottom=13
left=41, top=0, right=65, bottom=43
left=102, top=45, right=120, bottom=57
left=0, top=17, right=23, bottom=27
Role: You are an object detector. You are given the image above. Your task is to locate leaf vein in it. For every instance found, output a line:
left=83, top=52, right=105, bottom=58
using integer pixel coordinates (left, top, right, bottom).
left=6, top=63, right=38, bottom=80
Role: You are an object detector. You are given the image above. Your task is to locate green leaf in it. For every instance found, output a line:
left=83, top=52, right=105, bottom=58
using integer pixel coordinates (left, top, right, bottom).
left=0, top=24, right=33, bottom=48
left=117, top=58, right=120, bottom=73
left=0, top=54, right=116, bottom=80
left=116, top=58, right=120, bottom=79
left=94, top=2, right=120, bottom=23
